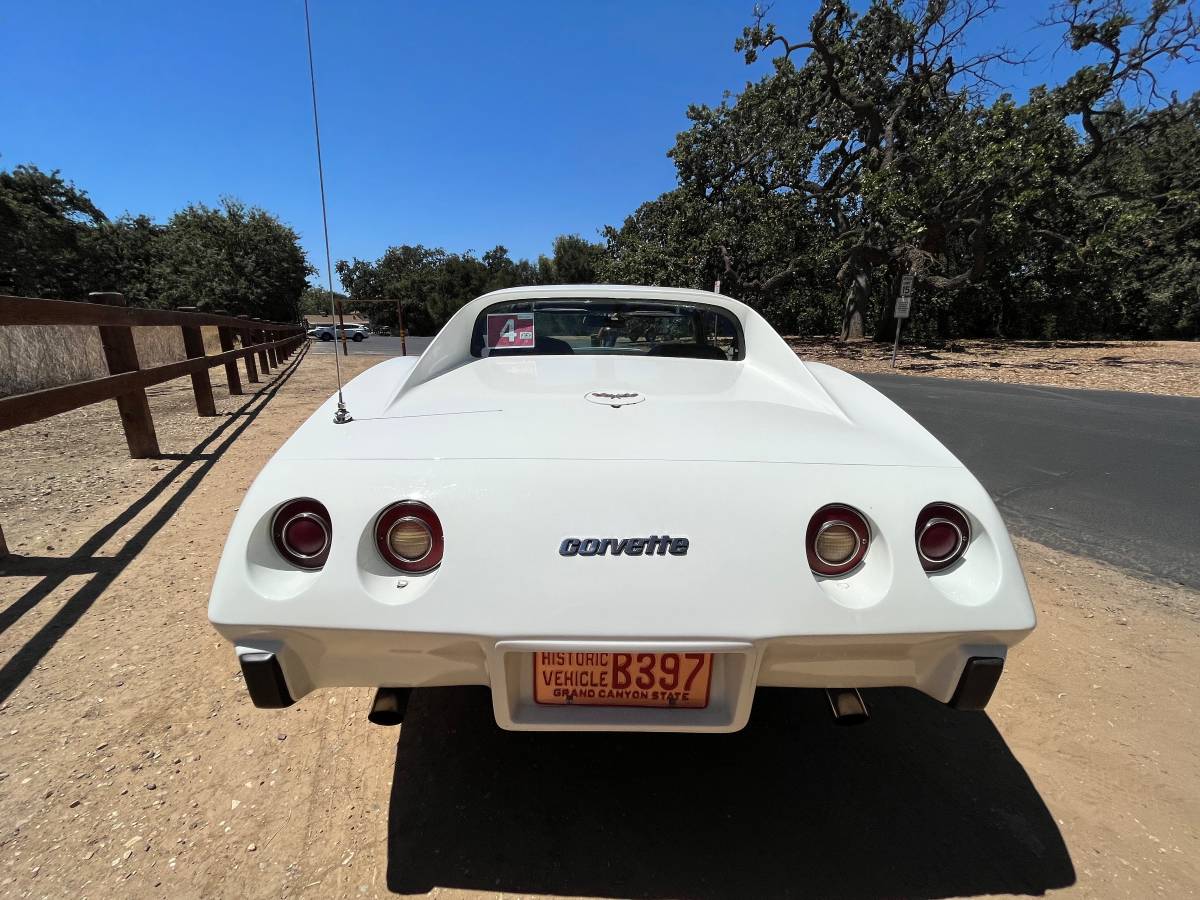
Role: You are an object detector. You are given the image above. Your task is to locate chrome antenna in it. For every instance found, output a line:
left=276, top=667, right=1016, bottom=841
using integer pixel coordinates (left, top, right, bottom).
left=304, top=0, right=351, bottom=424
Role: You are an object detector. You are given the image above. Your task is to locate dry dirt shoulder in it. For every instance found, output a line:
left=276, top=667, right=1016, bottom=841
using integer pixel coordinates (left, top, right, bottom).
left=790, top=337, right=1200, bottom=397
left=1, top=351, right=1197, bottom=899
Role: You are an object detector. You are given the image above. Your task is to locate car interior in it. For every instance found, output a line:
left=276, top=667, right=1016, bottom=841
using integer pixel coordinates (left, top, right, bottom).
left=471, top=299, right=742, bottom=360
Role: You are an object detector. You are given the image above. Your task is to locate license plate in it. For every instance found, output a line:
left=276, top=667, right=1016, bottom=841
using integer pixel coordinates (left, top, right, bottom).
left=533, top=651, right=713, bottom=708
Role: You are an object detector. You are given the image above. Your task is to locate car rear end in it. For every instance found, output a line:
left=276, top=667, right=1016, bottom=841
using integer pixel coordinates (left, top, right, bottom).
left=210, top=452, right=1034, bottom=733
left=210, top=286, right=1036, bottom=732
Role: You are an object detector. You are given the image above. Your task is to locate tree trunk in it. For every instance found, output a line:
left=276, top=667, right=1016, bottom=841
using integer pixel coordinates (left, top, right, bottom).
left=874, top=269, right=899, bottom=342
left=841, top=270, right=868, bottom=341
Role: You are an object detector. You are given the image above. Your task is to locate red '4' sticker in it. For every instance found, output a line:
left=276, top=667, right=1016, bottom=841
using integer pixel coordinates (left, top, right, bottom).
left=487, top=313, right=535, bottom=349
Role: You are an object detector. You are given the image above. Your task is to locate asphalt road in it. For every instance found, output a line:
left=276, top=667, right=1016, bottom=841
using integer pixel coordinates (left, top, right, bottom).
left=863, top=374, right=1200, bottom=589
left=303, top=337, right=1199, bottom=587
left=308, top=335, right=434, bottom=356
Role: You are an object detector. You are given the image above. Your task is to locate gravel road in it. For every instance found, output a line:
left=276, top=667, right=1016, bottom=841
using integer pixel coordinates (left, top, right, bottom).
left=0, top=351, right=1197, bottom=898
left=306, top=335, right=433, bottom=356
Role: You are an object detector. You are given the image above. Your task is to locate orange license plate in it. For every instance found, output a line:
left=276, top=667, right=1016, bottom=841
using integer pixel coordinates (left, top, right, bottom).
left=533, top=651, right=713, bottom=708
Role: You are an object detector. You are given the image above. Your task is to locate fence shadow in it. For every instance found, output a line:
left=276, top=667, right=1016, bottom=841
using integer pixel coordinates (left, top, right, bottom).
left=386, top=686, right=1075, bottom=899
left=0, top=345, right=307, bottom=704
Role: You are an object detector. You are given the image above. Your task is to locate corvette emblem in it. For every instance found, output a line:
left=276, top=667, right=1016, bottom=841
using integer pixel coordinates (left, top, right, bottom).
left=560, top=535, right=689, bottom=556
left=585, top=390, right=645, bottom=407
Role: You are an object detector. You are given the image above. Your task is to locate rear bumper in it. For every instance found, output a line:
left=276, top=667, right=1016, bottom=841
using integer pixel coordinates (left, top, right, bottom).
left=227, top=627, right=1022, bottom=731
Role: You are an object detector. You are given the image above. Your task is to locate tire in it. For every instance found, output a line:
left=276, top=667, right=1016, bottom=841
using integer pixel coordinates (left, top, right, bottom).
left=353, top=334, right=364, bottom=342
left=321, top=333, right=333, bottom=341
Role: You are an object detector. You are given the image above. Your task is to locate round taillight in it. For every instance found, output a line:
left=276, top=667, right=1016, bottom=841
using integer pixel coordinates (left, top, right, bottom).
left=375, top=501, right=443, bottom=573
left=271, top=498, right=331, bottom=569
left=807, top=504, right=870, bottom=576
left=916, top=503, right=971, bottom=571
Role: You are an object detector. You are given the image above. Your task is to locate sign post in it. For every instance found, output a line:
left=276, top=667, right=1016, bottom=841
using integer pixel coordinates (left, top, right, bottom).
left=892, top=275, right=914, bottom=368
left=336, top=300, right=349, bottom=356
left=396, top=299, right=407, bottom=357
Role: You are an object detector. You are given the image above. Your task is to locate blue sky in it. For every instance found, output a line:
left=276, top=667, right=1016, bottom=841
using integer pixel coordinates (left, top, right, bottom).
left=2, top=1, right=1194, bottom=288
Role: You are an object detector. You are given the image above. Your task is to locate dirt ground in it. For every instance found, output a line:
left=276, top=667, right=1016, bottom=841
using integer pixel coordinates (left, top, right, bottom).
left=1, top=350, right=1198, bottom=899
left=788, top=337, right=1200, bottom=398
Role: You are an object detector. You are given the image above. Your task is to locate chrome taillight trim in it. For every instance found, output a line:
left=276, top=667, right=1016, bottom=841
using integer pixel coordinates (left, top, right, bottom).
left=807, top=504, right=871, bottom=577
left=278, top=511, right=331, bottom=560
left=915, top=503, right=972, bottom=572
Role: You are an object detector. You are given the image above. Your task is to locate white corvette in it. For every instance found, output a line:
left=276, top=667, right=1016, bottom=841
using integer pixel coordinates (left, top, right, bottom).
left=208, top=285, right=1035, bottom=732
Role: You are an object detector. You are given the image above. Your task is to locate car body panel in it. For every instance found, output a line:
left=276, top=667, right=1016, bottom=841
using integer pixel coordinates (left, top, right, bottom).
left=209, top=285, right=1036, bottom=731
left=272, top=356, right=959, bottom=469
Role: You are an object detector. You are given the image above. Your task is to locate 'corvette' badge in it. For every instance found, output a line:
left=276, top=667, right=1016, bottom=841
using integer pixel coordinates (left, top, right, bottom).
left=559, top=536, right=688, bottom=556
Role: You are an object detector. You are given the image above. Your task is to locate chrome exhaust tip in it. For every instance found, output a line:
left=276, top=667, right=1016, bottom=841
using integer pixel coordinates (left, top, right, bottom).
left=367, top=687, right=412, bottom=726
left=826, top=687, right=869, bottom=726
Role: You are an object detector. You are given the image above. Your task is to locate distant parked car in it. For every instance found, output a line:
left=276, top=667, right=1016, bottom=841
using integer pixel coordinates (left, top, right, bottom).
left=373, top=326, right=391, bottom=336
left=309, top=324, right=368, bottom=342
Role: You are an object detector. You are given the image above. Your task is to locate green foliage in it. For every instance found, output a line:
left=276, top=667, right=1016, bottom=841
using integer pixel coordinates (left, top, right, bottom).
left=1079, top=103, right=1200, bottom=337
left=336, top=235, right=604, bottom=332
left=155, top=199, right=312, bottom=321
left=84, top=215, right=167, bottom=308
left=546, top=234, right=606, bottom=284
left=0, top=165, right=106, bottom=300
left=0, top=166, right=312, bottom=320
left=604, top=0, right=1200, bottom=340
left=300, top=285, right=348, bottom=316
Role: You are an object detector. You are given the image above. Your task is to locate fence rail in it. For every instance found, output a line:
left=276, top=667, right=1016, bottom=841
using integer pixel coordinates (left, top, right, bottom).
left=0, top=292, right=308, bottom=556
left=0, top=295, right=301, bottom=330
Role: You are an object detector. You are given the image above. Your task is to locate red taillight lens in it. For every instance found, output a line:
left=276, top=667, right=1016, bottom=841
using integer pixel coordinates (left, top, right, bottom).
left=271, top=498, right=331, bottom=569
left=916, top=503, right=971, bottom=571
left=807, top=504, right=870, bottom=576
left=375, top=501, right=443, bottom=573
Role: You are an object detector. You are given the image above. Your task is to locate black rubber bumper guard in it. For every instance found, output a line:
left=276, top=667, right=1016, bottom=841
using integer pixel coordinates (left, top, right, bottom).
left=236, top=651, right=1005, bottom=713
left=949, top=656, right=1005, bottom=710
left=239, top=652, right=296, bottom=709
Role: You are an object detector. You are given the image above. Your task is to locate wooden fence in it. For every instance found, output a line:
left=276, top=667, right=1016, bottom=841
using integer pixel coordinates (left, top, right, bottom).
left=0, top=292, right=308, bottom=556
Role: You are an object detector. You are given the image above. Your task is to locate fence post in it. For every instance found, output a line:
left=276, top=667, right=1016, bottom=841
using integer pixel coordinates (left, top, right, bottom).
left=252, top=319, right=271, bottom=372
left=177, top=307, right=217, bottom=416
left=237, top=316, right=260, bottom=384
left=0, top=522, right=7, bottom=558
left=89, top=292, right=160, bottom=458
left=266, top=328, right=280, bottom=368
left=213, top=310, right=243, bottom=395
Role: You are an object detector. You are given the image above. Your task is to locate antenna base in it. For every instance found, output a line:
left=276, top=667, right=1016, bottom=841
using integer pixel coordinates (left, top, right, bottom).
left=333, top=400, right=353, bottom=425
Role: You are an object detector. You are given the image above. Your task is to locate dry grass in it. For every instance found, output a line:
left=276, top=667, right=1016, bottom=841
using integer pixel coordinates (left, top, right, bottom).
left=0, top=326, right=225, bottom=398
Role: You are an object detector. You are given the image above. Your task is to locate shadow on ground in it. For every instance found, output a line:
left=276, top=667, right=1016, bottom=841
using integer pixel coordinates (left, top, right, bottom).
left=0, top=346, right=306, bottom=704
left=387, top=686, right=1075, bottom=899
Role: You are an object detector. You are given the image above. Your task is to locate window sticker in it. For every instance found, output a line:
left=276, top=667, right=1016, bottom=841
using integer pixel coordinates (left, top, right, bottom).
left=486, top=312, right=535, bottom=349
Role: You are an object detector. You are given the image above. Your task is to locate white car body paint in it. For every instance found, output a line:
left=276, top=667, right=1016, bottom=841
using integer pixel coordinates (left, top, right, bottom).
left=209, top=285, right=1035, bottom=732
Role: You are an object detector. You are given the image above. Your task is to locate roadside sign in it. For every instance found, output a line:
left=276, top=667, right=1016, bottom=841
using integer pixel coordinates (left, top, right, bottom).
left=892, top=275, right=915, bottom=367
left=895, top=275, right=914, bottom=319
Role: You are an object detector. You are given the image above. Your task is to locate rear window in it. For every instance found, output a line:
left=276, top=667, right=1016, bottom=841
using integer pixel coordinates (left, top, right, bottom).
left=470, top=298, right=743, bottom=360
